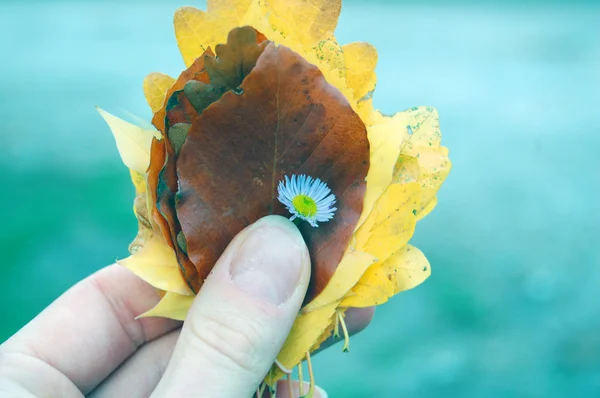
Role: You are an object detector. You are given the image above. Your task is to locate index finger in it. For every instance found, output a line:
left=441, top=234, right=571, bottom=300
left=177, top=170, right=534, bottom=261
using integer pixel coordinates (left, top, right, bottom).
left=0, top=264, right=180, bottom=394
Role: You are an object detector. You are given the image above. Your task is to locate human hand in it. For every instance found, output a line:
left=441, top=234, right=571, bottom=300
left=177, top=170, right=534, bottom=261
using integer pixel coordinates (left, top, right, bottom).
left=0, top=216, right=373, bottom=397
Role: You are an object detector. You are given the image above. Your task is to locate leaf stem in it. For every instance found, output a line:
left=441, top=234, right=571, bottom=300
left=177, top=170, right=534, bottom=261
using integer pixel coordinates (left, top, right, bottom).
left=287, top=373, right=294, bottom=398
left=300, top=352, right=315, bottom=398
left=338, top=309, right=350, bottom=353
left=298, top=362, right=304, bottom=395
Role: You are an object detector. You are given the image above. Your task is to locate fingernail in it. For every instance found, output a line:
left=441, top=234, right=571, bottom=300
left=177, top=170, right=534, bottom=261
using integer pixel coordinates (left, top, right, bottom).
left=274, top=381, right=328, bottom=398
left=315, top=385, right=329, bottom=398
left=230, top=215, right=307, bottom=305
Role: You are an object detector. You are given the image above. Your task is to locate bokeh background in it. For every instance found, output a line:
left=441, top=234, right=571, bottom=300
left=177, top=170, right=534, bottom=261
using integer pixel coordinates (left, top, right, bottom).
left=1, top=0, right=599, bottom=396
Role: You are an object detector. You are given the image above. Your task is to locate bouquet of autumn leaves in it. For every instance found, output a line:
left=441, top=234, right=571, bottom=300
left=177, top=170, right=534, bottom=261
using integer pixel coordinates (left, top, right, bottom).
left=99, top=0, right=450, bottom=394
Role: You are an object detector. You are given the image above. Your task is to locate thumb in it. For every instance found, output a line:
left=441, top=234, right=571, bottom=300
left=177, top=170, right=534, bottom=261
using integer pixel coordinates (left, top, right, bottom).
left=152, top=215, right=311, bottom=398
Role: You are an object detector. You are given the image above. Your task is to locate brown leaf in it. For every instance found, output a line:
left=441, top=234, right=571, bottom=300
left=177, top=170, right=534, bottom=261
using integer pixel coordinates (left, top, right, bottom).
left=147, top=137, right=200, bottom=292
left=175, top=43, right=370, bottom=302
left=156, top=107, right=198, bottom=290
left=184, top=26, right=268, bottom=115
left=205, top=26, right=268, bottom=91
left=151, top=49, right=214, bottom=133
left=165, top=92, right=198, bottom=129
left=146, top=138, right=168, bottom=236
left=157, top=149, right=199, bottom=289
left=147, top=26, right=272, bottom=292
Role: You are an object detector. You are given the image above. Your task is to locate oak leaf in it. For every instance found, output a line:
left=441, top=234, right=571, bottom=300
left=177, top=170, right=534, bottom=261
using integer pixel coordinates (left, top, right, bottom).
left=151, top=50, right=213, bottom=133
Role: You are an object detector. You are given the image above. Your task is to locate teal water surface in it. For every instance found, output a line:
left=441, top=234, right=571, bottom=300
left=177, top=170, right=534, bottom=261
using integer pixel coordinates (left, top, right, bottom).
left=1, top=1, right=599, bottom=397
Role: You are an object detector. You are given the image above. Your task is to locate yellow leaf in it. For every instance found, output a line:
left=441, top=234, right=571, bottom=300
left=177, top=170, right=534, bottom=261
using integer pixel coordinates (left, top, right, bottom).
left=343, top=42, right=378, bottom=101
left=359, top=107, right=450, bottom=226
left=310, top=316, right=336, bottom=351
left=172, top=2, right=367, bottom=123
left=401, top=106, right=452, bottom=214
left=392, top=154, right=420, bottom=185
left=312, top=39, right=346, bottom=82
left=97, top=108, right=160, bottom=174
left=127, top=154, right=151, bottom=254
left=175, top=7, right=216, bottom=67
left=415, top=147, right=451, bottom=214
left=129, top=190, right=153, bottom=254
left=206, top=0, right=253, bottom=23
left=266, top=302, right=338, bottom=385
left=137, top=291, right=195, bottom=321
left=355, top=96, right=374, bottom=125
left=174, top=5, right=255, bottom=67
left=416, top=196, right=437, bottom=221
left=341, top=244, right=431, bottom=308
left=143, top=73, right=176, bottom=113
left=302, top=249, right=377, bottom=313
left=238, top=0, right=270, bottom=30
left=129, top=170, right=146, bottom=195
left=272, top=36, right=350, bottom=104
left=340, top=260, right=393, bottom=307
left=389, top=244, right=431, bottom=294
left=269, top=0, right=341, bottom=46
left=355, top=182, right=421, bottom=260
left=358, top=112, right=410, bottom=227
left=119, top=234, right=193, bottom=296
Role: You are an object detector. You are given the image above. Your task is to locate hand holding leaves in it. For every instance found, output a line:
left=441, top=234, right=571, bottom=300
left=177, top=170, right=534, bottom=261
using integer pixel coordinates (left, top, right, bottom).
left=99, top=0, right=451, bottom=393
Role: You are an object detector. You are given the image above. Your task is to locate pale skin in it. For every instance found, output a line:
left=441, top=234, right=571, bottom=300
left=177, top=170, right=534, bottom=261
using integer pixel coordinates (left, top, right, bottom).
left=0, top=216, right=373, bottom=397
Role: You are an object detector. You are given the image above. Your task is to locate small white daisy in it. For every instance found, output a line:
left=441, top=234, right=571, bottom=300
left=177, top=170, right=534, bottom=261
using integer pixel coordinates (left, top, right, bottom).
left=277, top=174, right=337, bottom=228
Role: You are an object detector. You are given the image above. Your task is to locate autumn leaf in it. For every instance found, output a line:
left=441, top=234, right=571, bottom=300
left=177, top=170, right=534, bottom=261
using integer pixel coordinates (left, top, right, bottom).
left=354, top=182, right=420, bottom=260
left=204, top=27, right=268, bottom=92
left=301, top=249, right=377, bottom=313
left=401, top=107, right=452, bottom=216
left=128, top=188, right=153, bottom=254
left=358, top=112, right=411, bottom=226
left=174, top=4, right=267, bottom=67
left=119, top=232, right=194, bottom=296
left=342, top=42, right=377, bottom=102
left=151, top=50, right=213, bottom=133
left=206, top=0, right=253, bottom=17
left=143, top=73, right=176, bottom=114
left=102, top=3, right=453, bottom=392
left=137, top=291, right=195, bottom=321
left=265, top=302, right=338, bottom=385
left=155, top=136, right=200, bottom=292
left=175, top=43, right=370, bottom=301
left=174, top=7, right=232, bottom=67
left=268, top=0, right=342, bottom=46
left=341, top=244, right=431, bottom=307
left=338, top=157, right=423, bottom=308
left=184, top=27, right=268, bottom=115
left=145, top=27, right=272, bottom=292
left=145, top=137, right=199, bottom=292
left=97, top=108, right=160, bottom=174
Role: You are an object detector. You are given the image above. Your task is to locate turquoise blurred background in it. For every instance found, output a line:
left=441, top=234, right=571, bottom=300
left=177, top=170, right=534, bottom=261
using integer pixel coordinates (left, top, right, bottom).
left=1, top=0, right=599, bottom=396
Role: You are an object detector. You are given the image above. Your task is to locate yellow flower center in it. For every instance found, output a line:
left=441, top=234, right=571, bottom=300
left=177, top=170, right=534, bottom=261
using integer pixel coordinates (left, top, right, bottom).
left=292, top=194, right=318, bottom=218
